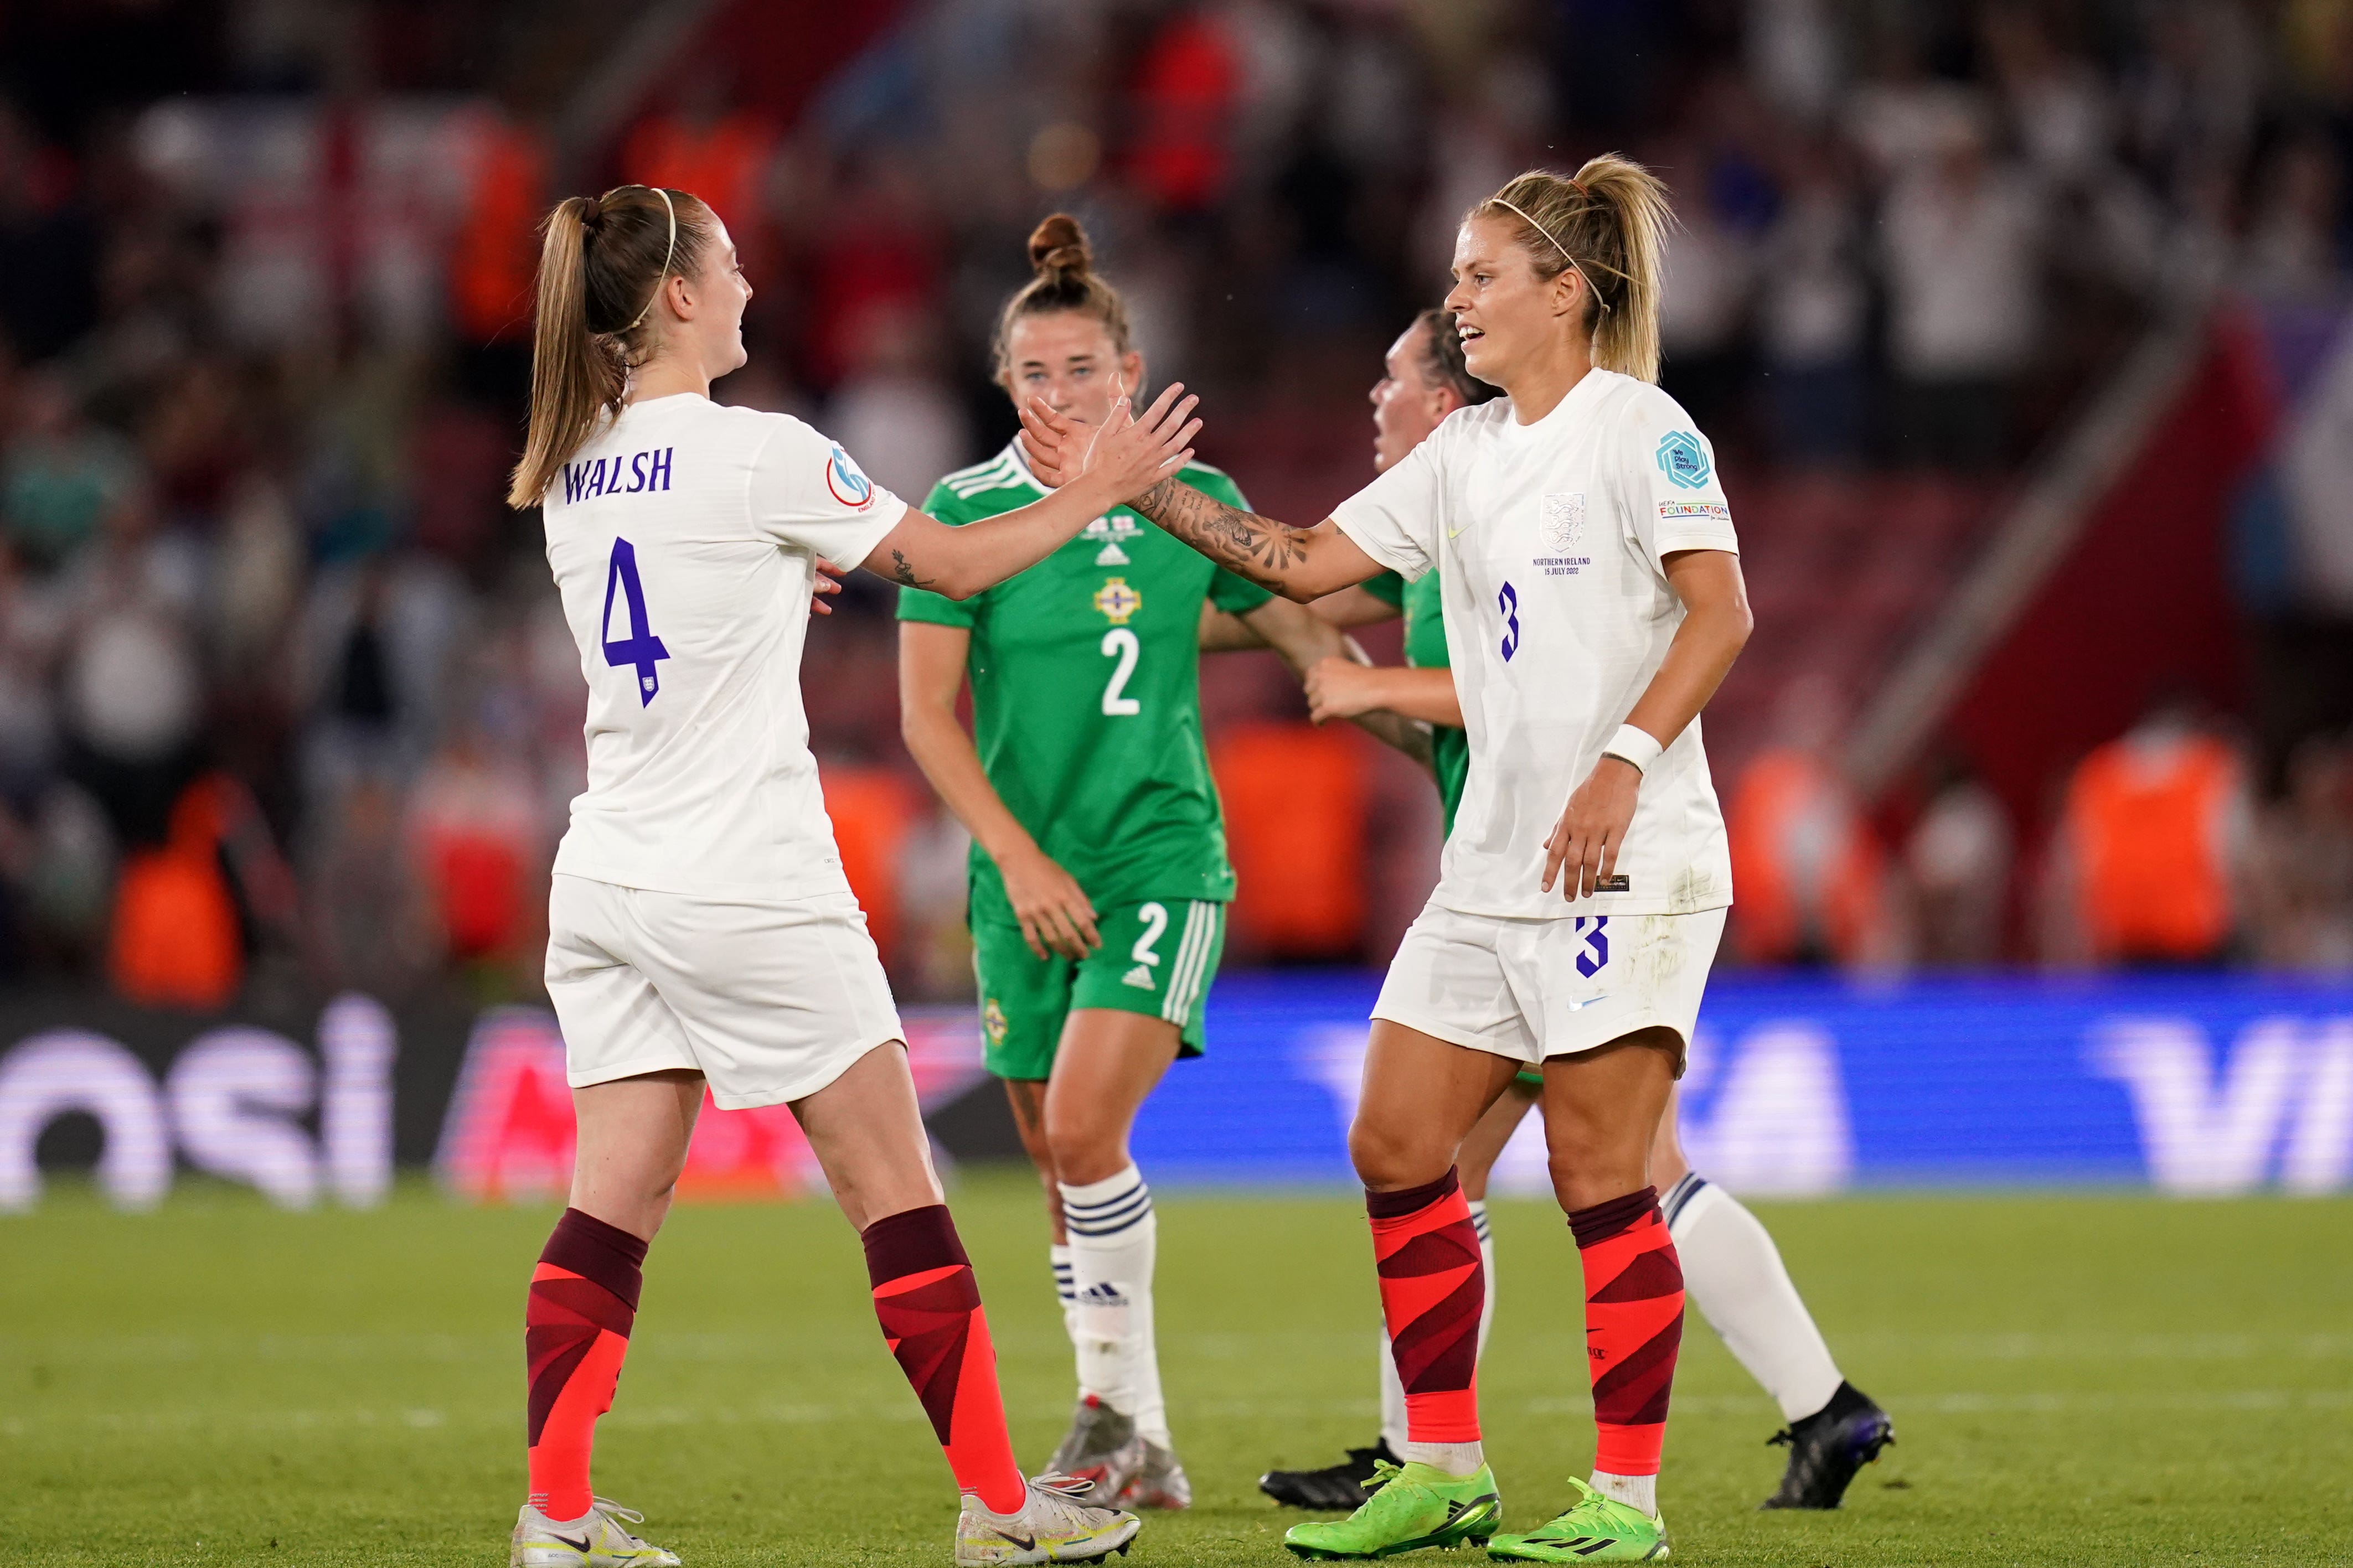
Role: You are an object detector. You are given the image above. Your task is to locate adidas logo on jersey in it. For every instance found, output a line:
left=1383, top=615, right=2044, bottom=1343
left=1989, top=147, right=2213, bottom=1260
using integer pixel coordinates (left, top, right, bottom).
left=1122, top=964, right=1157, bottom=991
left=1083, top=514, right=1141, bottom=567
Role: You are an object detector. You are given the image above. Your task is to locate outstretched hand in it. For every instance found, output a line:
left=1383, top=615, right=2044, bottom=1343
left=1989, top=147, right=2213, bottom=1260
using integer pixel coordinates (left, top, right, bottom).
left=1018, top=378, right=1200, bottom=500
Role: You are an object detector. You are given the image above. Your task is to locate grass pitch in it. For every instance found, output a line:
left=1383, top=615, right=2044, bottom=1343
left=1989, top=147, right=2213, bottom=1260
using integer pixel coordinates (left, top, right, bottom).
left=4, top=1177, right=2347, bottom=1566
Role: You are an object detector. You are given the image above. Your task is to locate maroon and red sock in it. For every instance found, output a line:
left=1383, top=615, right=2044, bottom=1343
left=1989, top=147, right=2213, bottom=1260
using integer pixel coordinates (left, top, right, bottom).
left=1369, top=1167, right=1485, bottom=1444
left=1571, top=1186, right=1684, bottom=1477
left=525, top=1207, right=647, bottom=1520
left=863, top=1204, right=1027, bottom=1514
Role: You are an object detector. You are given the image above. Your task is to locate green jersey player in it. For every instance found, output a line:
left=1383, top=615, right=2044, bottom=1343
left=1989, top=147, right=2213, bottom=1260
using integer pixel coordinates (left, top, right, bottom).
left=898, top=215, right=1354, bottom=1513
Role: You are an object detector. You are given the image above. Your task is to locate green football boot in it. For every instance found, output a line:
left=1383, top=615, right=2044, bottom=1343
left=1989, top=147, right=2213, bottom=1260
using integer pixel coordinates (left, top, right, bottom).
left=1485, top=1478, right=1667, bottom=1563
left=1283, top=1460, right=1502, bottom=1560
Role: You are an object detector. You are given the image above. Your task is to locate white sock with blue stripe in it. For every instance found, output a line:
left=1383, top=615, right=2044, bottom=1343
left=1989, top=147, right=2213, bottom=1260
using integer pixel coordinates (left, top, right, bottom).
left=1061, top=1163, right=1167, bottom=1443
left=1664, top=1171, right=1842, bottom=1423
left=1050, top=1243, right=1081, bottom=1347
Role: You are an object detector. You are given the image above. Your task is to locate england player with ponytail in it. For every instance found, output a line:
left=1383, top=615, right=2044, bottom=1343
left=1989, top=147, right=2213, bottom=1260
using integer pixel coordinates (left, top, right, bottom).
left=505, top=184, right=1195, bottom=1568
left=1023, top=158, right=1750, bottom=1562
left=1259, top=306, right=1891, bottom=1519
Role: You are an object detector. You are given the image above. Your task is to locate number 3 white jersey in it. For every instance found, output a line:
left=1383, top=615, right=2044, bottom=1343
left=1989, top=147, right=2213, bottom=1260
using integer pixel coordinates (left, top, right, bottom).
left=542, top=393, right=907, bottom=900
left=1332, top=368, right=1739, bottom=921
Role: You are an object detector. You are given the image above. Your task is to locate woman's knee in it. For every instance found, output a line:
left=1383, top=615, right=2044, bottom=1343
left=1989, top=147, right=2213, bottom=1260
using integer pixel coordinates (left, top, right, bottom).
left=1042, top=1102, right=1128, bottom=1186
left=1348, top=1115, right=1454, bottom=1191
left=1545, top=1137, right=1651, bottom=1213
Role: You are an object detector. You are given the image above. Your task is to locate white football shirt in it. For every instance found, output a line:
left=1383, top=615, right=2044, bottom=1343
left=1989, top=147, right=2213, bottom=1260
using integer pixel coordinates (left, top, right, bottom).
left=1332, top=368, right=1739, bottom=920
left=542, top=393, right=907, bottom=899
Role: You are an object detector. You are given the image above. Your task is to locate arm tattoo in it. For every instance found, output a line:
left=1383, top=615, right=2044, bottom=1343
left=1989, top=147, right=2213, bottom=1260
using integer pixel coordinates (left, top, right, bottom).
left=1131, top=479, right=1308, bottom=591
left=887, top=549, right=936, bottom=590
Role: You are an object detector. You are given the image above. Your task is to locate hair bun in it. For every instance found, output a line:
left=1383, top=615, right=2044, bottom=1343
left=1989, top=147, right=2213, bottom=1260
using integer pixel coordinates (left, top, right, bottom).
left=1027, top=213, right=1092, bottom=282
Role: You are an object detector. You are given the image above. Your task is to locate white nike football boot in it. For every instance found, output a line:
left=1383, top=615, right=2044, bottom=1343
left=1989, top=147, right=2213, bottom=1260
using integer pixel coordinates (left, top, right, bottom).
left=954, top=1473, right=1143, bottom=1566
left=511, top=1497, right=680, bottom=1566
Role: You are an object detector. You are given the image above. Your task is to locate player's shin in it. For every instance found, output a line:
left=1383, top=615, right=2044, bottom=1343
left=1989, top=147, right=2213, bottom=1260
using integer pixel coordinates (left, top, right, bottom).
left=524, top=1208, right=647, bottom=1523
left=1368, top=1168, right=1486, bottom=1475
left=1570, top=1187, right=1684, bottom=1518
left=1059, top=1165, right=1159, bottom=1430
left=1378, top=1196, right=1493, bottom=1453
left=863, top=1204, right=1028, bottom=1515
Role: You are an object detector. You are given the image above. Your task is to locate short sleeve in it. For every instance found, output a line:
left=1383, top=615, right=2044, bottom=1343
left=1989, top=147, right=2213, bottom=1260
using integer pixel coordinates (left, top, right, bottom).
left=1330, top=426, right=1446, bottom=579
left=1182, top=464, right=1274, bottom=614
left=748, top=415, right=909, bottom=570
left=1360, top=571, right=1406, bottom=609
left=896, top=582, right=974, bottom=627
left=894, top=483, right=978, bottom=627
left=1208, top=567, right=1273, bottom=614
left=1622, top=387, right=1739, bottom=567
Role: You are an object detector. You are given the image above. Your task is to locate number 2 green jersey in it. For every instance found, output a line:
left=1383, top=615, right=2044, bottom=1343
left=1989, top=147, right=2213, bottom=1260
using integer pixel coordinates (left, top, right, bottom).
left=1364, top=568, right=1470, bottom=837
left=897, top=443, right=1272, bottom=925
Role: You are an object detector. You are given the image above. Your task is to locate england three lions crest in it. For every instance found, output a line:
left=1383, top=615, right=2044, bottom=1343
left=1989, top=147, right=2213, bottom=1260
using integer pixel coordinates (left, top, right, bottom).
left=1542, top=491, right=1587, bottom=549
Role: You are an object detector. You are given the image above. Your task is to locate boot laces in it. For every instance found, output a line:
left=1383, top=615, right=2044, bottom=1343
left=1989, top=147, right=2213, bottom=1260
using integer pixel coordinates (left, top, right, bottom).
left=1025, top=1472, right=1116, bottom=1527
left=590, top=1498, right=649, bottom=1538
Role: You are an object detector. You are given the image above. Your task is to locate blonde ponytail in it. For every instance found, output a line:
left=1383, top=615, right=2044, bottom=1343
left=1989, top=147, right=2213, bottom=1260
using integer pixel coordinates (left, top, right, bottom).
left=507, top=186, right=715, bottom=509
left=1474, top=156, right=1674, bottom=383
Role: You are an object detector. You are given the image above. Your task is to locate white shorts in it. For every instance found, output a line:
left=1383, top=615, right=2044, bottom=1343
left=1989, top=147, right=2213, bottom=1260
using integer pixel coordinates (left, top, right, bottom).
left=1372, top=902, right=1726, bottom=1069
left=545, top=874, right=905, bottom=1110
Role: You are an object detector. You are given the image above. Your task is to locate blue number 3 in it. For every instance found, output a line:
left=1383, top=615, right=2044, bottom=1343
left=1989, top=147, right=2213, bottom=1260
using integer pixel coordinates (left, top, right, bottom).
left=1573, top=915, right=1609, bottom=978
left=601, top=537, right=670, bottom=706
left=1498, top=580, right=1520, bottom=663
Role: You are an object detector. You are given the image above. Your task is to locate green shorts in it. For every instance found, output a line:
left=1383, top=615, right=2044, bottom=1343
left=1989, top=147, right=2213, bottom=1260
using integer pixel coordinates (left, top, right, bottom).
left=975, top=898, right=1227, bottom=1081
left=1515, top=1067, right=1544, bottom=1088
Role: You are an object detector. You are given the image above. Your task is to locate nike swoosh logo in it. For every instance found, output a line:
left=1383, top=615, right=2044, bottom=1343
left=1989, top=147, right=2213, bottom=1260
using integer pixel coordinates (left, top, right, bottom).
left=988, top=1529, right=1036, bottom=1551
left=1565, top=993, right=1609, bottom=1012
left=1446, top=522, right=1468, bottom=539
left=549, top=1532, right=593, bottom=1554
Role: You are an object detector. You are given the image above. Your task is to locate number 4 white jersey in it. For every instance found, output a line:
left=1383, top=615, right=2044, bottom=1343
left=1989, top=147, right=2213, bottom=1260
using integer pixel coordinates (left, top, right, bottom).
left=543, top=393, right=907, bottom=900
left=1332, top=369, right=1739, bottom=921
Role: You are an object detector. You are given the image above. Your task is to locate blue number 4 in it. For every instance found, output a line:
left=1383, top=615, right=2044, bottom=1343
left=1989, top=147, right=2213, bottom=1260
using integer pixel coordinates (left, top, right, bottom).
left=601, top=537, right=669, bottom=706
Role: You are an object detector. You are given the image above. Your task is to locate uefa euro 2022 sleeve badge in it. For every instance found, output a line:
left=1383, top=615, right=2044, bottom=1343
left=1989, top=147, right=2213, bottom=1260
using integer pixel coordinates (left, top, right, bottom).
left=1655, top=429, right=1711, bottom=490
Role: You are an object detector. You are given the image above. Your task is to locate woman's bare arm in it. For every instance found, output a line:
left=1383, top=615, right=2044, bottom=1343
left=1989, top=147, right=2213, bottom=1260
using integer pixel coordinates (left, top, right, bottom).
left=897, top=622, right=1099, bottom=959
left=1311, top=585, right=1403, bottom=629
left=1543, top=549, right=1754, bottom=899
left=1019, top=399, right=1383, bottom=602
left=874, top=386, right=1199, bottom=600
left=1198, top=604, right=1266, bottom=652
left=1306, top=661, right=1464, bottom=729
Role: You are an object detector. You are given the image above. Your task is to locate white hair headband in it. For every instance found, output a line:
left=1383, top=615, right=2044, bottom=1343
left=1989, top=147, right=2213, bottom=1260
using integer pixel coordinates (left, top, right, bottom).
left=623, top=185, right=679, bottom=332
left=1489, top=196, right=1612, bottom=314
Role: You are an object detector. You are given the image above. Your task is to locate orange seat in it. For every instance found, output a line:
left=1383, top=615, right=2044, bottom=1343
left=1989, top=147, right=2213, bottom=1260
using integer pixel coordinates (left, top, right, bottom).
left=821, top=766, right=923, bottom=962
left=2062, top=733, right=2240, bottom=962
left=1212, top=721, right=1368, bottom=959
left=109, top=779, right=245, bottom=1011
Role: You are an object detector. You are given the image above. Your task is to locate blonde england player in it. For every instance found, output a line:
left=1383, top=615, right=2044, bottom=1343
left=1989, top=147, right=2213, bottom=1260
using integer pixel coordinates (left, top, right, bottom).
left=1252, top=311, right=1891, bottom=1519
left=503, top=183, right=1195, bottom=1568
left=1023, top=159, right=1746, bottom=1563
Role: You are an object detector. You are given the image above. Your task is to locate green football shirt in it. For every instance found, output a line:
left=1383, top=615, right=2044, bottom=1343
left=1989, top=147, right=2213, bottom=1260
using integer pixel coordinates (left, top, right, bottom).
left=1363, top=568, right=1470, bottom=836
left=897, top=443, right=1272, bottom=925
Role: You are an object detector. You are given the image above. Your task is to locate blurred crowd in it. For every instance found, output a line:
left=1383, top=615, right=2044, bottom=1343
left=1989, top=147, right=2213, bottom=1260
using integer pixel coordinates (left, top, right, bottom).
left=4, top=0, right=2353, bottom=1012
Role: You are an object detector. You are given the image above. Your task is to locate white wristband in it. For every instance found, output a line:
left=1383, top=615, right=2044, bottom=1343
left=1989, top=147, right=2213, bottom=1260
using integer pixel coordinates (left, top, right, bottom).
left=1599, top=723, right=1663, bottom=777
